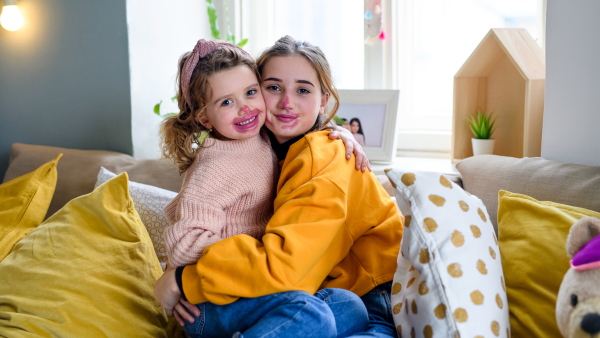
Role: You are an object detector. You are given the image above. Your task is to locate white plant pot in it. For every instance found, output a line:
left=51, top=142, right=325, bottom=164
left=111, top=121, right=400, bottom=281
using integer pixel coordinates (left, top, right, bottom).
left=471, top=138, right=495, bottom=156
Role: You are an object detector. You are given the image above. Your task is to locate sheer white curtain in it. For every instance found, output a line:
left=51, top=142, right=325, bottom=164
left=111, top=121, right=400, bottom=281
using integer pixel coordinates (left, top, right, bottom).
left=240, top=0, right=364, bottom=90
left=237, top=0, right=545, bottom=156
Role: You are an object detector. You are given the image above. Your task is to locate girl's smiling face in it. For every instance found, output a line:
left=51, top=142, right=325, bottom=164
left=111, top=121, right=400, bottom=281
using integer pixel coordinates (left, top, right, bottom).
left=200, top=64, right=265, bottom=140
left=351, top=121, right=360, bottom=134
left=261, top=56, right=329, bottom=144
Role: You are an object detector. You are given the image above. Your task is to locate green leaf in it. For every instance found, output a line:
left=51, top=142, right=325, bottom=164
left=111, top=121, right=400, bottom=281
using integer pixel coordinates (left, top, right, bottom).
left=237, top=38, right=248, bottom=48
left=153, top=100, right=162, bottom=115
left=171, top=95, right=177, bottom=103
left=332, top=116, right=344, bottom=125
left=467, top=110, right=498, bottom=139
left=206, top=0, right=220, bottom=40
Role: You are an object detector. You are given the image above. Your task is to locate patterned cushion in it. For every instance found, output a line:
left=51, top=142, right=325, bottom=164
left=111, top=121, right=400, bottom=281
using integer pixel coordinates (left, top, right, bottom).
left=95, top=167, right=176, bottom=266
left=386, top=169, right=509, bottom=338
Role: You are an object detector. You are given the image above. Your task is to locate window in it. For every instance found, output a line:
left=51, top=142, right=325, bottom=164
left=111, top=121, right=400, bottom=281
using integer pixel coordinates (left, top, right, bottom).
left=240, top=0, right=364, bottom=90
left=238, top=0, right=545, bottom=156
left=394, top=0, right=543, bottom=156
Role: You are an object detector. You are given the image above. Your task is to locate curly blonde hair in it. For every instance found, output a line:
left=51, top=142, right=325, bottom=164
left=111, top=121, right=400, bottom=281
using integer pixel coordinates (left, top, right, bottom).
left=160, top=46, right=259, bottom=174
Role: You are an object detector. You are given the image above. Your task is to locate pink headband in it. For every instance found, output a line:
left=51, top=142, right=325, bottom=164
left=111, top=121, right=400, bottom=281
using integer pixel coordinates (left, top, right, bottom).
left=181, top=39, right=252, bottom=110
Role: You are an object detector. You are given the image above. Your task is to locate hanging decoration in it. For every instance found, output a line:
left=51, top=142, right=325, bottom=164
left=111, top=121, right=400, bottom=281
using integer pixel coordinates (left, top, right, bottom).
left=377, top=2, right=386, bottom=40
left=365, top=1, right=386, bottom=43
left=374, top=2, right=382, bottom=15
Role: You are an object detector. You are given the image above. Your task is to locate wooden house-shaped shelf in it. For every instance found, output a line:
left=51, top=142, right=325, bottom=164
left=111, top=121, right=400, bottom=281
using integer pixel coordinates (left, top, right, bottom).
left=452, top=28, right=545, bottom=161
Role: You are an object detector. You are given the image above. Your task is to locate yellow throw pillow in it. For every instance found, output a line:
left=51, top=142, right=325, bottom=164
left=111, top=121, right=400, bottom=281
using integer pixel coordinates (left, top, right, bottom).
left=498, top=190, right=600, bottom=338
left=0, top=154, right=61, bottom=261
left=0, top=173, right=181, bottom=337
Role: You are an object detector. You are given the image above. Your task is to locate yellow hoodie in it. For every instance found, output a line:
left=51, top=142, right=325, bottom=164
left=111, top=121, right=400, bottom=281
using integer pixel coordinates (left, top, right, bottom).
left=180, top=131, right=403, bottom=305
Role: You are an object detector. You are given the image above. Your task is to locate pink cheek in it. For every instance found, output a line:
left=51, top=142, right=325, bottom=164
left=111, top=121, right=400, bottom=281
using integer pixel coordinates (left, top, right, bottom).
left=265, top=114, right=273, bottom=126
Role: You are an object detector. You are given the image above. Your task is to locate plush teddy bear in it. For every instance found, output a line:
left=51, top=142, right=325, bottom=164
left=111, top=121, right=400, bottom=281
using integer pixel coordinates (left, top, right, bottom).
left=556, top=217, right=600, bottom=338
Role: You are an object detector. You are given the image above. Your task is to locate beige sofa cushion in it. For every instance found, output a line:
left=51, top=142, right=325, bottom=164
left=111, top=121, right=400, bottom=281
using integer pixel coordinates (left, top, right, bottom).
left=3, top=143, right=183, bottom=218
left=456, top=155, right=600, bottom=233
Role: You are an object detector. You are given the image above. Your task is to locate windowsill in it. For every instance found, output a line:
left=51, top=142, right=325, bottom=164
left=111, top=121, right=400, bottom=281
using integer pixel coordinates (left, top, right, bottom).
left=369, top=156, right=459, bottom=176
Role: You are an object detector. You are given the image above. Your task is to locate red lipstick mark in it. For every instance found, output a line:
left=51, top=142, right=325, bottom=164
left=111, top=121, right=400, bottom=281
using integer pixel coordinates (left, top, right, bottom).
left=242, top=105, right=251, bottom=112
left=280, top=96, right=290, bottom=109
left=281, top=119, right=299, bottom=130
left=233, top=109, right=259, bottom=124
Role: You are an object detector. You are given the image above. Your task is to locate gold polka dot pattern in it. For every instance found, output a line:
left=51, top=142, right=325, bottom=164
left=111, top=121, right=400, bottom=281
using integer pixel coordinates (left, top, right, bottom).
left=448, top=263, right=463, bottom=278
left=489, top=246, right=496, bottom=259
left=470, top=290, right=484, bottom=305
left=440, top=175, right=453, bottom=189
left=386, top=170, right=508, bottom=338
left=423, top=218, right=438, bottom=233
left=393, top=302, right=403, bottom=315
left=496, top=294, right=503, bottom=309
left=477, top=260, right=488, bottom=275
left=471, top=225, right=482, bottom=238
left=404, top=215, right=412, bottom=228
left=451, top=230, right=465, bottom=247
left=434, top=303, right=446, bottom=319
left=420, top=249, right=430, bottom=264
left=402, top=173, right=416, bottom=186
left=429, top=194, right=446, bottom=206
left=491, top=321, right=500, bottom=336
left=454, top=308, right=468, bottom=322
left=424, top=325, right=433, bottom=338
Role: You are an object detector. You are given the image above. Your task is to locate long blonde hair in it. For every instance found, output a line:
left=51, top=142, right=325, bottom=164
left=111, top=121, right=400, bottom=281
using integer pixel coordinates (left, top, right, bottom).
left=256, top=36, right=339, bottom=131
left=161, top=46, right=259, bottom=174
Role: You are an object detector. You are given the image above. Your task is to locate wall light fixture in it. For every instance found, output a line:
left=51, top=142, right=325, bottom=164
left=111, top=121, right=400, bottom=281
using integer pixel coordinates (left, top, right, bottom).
left=1, top=0, right=24, bottom=31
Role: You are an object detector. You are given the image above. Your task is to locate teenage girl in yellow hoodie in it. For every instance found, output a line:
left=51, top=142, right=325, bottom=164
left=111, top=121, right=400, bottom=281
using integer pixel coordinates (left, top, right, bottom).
left=156, top=36, right=403, bottom=337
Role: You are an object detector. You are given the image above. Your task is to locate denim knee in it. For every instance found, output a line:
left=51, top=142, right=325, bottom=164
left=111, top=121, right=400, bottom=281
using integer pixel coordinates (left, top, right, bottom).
left=316, top=288, right=370, bottom=337
left=285, top=291, right=337, bottom=338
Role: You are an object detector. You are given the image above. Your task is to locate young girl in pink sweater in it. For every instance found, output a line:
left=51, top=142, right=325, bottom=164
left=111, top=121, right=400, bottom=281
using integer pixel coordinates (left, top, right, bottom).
left=159, top=39, right=369, bottom=338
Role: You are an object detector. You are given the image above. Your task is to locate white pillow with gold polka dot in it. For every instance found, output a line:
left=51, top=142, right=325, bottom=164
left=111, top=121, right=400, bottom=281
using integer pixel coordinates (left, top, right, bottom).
left=385, top=169, right=509, bottom=338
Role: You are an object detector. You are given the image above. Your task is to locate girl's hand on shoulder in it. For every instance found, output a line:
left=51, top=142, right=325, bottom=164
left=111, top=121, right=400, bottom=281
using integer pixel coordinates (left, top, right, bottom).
left=329, top=128, right=371, bottom=173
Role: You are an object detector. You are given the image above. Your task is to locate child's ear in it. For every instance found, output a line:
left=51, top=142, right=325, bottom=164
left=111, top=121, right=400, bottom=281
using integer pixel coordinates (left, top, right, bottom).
left=196, top=113, right=213, bottom=130
left=319, top=93, right=330, bottom=115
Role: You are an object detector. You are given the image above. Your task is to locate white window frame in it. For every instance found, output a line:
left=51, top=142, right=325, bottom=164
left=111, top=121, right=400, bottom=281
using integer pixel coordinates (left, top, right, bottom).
left=233, top=0, right=546, bottom=158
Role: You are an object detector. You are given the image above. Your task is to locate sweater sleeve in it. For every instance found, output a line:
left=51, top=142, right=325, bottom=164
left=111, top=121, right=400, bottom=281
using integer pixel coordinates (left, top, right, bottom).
left=163, top=158, right=227, bottom=268
left=180, top=138, right=355, bottom=305
left=165, top=199, right=225, bottom=268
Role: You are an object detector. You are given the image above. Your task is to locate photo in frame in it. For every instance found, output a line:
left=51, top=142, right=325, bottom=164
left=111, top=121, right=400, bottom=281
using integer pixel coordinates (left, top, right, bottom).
left=333, top=89, right=400, bottom=162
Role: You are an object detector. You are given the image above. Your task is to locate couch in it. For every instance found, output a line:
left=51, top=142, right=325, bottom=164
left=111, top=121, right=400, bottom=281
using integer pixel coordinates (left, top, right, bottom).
left=3, top=142, right=600, bottom=337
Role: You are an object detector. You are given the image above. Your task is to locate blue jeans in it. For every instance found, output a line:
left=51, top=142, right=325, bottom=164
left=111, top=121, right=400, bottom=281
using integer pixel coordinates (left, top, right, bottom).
left=347, top=281, right=398, bottom=337
left=181, top=288, right=368, bottom=338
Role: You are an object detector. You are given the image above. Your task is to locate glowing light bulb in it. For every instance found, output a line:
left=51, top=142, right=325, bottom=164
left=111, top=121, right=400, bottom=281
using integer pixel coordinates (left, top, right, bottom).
left=1, top=1, right=24, bottom=31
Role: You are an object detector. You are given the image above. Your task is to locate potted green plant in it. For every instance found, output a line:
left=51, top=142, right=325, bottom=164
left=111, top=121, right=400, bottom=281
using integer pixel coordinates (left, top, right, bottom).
left=467, top=110, right=497, bottom=156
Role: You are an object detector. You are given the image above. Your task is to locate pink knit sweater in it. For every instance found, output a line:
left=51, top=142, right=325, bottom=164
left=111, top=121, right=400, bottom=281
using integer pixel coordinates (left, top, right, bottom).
left=164, top=131, right=278, bottom=268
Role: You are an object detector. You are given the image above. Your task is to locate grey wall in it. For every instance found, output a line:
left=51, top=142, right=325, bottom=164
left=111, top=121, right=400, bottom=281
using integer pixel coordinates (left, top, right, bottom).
left=541, top=0, right=600, bottom=166
left=0, top=0, right=132, bottom=179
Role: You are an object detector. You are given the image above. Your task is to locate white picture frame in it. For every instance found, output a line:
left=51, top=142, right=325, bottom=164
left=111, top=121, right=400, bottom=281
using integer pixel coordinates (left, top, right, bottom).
left=334, top=89, right=400, bottom=163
